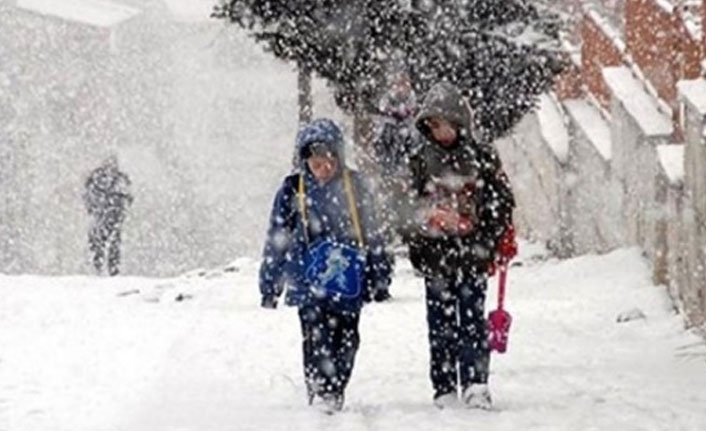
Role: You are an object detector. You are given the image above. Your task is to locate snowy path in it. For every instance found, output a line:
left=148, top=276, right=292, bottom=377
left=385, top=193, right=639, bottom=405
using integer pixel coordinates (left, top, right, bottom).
left=2, top=246, right=706, bottom=431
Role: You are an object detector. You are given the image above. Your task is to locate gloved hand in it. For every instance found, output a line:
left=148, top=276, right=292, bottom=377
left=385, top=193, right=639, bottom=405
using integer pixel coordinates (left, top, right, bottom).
left=487, top=225, right=518, bottom=276
left=497, top=225, right=518, bottom=262
left=373, top=289, right=392, bottom=302
left=428, top=206, right=473, bottom=235
left=261, top=294, right=278, bottom=310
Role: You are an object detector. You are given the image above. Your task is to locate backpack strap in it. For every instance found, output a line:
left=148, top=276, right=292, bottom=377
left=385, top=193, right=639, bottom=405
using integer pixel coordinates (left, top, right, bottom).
left=297, top=174, right=309, bottom=243
left=297, top=170, right=365, bottom=248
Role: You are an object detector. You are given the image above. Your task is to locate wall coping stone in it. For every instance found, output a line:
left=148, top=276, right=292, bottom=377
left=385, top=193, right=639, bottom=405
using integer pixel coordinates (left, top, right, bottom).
left=536, top=94, right=570, bottom=163
left=564, top=98, right=612, bottom=161
left=678, top=79, right=706, bottom=116
left=603, top=66, right=673, bottom=137
left=657, top=144, right=685, bottom=185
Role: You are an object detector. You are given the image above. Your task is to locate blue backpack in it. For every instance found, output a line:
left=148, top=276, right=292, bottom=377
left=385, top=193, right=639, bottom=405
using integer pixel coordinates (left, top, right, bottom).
left=297, top=170, right=367, bottom=303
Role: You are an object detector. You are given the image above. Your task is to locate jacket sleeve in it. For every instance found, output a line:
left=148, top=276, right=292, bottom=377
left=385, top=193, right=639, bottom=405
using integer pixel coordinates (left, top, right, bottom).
left=116, top=173, right=134, bottom=206
left=353, top=174, right=392, bottom=297
left=259, top=176, right=299, bottom=300
left=473, top=149, right=515, bottom=262
left=400, top=150, right=455, bottom=243
left=371, top=121, right=393, bottom=164
left=83, top=177, right=93, bottom=213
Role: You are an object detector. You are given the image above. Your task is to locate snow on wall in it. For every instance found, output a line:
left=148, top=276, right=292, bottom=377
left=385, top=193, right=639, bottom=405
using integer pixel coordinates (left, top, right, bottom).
left=587, top=7, right=626, bottom=53
left=563, top=99, right=612, bottom=161
left=562, top=97, right=624, bottom=254
left=678, top=78, right=706, bottom=115
left=602, top=66, right=673, bottom=137
left=666, top=86, right=706, bottom=326
left=657, top=144, right=685, bottom=184
left=536, top=94, right=570, bottom=163
left=497, top=112, right=572, bottom=256
left=506, top=77, right=706, bottom=325
left=654, top=0, right=675, bottom=14
left=679, top=78, right=706, bottom=226
left=681, top=1, right=703, bottom=41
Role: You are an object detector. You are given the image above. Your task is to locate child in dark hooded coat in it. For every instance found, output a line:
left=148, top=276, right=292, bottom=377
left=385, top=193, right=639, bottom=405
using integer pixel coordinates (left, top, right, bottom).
left=403, top=82, right=517, bottom=409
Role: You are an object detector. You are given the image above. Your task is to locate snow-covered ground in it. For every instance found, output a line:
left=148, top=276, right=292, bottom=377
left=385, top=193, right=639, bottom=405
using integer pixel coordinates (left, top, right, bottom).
left=2, top=244, right=705, bottom=431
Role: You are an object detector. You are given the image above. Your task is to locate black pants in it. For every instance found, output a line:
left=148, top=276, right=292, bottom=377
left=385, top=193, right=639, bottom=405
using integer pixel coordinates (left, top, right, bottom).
left=424, top=274, right=490, bottom=397
left=89, top=216, right=122, bottom=276
left=298, top=304, right=360, bottom=400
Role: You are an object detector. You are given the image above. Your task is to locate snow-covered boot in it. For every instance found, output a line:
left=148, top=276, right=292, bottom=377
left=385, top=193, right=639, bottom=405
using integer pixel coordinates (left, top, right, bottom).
left=462, top=384, right=492, bottom=410
left=373, top=289, right=392, bottom=302
left=432, top=391, right=459, bottom=409
left=317, top=393, right=344, bottom=414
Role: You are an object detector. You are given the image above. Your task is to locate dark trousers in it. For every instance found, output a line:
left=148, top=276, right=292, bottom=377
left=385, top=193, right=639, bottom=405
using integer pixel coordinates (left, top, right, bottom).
left=298, top=304, right=360, bottom=400
left=89, top=217, right=122, bottom=276
left=424, top=274, right=490, bottom=396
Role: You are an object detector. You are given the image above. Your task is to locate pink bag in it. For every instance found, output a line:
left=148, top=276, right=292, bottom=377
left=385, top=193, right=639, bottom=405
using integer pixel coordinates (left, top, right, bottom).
left=488, top=265, right=512, bottom=354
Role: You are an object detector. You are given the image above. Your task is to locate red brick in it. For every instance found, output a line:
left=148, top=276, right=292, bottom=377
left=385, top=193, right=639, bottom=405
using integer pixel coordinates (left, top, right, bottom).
left=581, top=13, right=624, bottom=110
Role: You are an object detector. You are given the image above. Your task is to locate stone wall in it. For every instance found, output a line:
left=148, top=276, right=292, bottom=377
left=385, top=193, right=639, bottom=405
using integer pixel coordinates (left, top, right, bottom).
left=563, top=99, right=624, bottom=254
left=675, top=80, right=706, bottom=326
left=497, top=96, right=573, bottom=257
left=499, top=72, right=706, bottom=328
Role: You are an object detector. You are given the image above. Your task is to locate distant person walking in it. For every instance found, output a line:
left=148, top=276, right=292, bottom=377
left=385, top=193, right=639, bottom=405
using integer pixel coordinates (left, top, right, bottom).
left=83, top=155, right=133, bottom=276
left=369, top=73, right=424, bottom=301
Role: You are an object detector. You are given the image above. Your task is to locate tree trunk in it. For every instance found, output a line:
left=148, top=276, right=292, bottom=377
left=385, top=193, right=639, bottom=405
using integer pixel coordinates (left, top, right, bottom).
left=294, top=63, right=313, bottom=168
left=353, top=110, right=374, bottom=171
left=297, top=63, right=313, bottom=126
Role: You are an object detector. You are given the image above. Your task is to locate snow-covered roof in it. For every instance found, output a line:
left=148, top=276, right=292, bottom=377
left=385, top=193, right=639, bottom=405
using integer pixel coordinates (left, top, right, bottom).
left=563, top=99, right=612, bottom=161
left=162, top=0, right=215, bottom=22
left=677, top=79, right=706, bottom=115
left=16, top=0, right=141, bottom=28
left=657, top=144, right=685, bottom=185
left=536, top=94, right=570, bottom=163
left=602, top=66, right=673, bottom=137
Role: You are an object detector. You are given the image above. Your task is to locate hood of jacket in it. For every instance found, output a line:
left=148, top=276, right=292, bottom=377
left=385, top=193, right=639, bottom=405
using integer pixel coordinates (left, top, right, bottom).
left=295, top=118, right=346, bottom=171
left=415, top=82, right=480, bottom=145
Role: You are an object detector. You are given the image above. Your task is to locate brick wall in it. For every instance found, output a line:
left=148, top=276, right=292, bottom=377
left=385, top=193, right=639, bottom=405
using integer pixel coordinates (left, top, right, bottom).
left=580, top=13, right=624, bottom=110
left=518, top=1, right=706, bottom=327
left=625, top=0, right=679, bottom=102
left=703, top=0, right=706, bottom=59
left=554, top=61, right=584, bottom=100
left=565, top=1, right=704, bottom=138
left=623, top=0, right=701, bottom=93
left=676, top=17, right=702, bottom=81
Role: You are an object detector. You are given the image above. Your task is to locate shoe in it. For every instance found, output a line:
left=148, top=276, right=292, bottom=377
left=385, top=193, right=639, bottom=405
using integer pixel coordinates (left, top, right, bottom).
left=432, top=391, right=459, bottom=409
left=317, top=393, right=344, bottom=414
left=373, top=289, right=392, bottom=302
left=462, top=384, right=492, bottom=410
